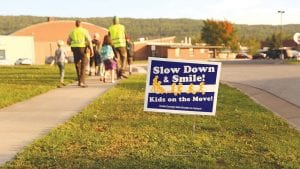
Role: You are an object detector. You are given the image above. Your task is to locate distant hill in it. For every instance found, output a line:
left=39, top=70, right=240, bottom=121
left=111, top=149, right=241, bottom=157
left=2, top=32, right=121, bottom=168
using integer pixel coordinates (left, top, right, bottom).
left=1, top=15, right=299, bottom=43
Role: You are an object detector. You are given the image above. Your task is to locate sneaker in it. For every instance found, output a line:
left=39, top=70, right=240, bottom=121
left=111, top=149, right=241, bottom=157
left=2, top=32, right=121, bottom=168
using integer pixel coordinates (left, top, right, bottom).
left=117, top=71, right=121, bottom=79
left=121, top=74, right=128, bottom=78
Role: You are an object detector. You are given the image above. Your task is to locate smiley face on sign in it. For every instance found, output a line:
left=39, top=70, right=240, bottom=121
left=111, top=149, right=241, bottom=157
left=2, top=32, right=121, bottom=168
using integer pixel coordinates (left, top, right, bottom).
left=293, top=33, right=300, bottom=44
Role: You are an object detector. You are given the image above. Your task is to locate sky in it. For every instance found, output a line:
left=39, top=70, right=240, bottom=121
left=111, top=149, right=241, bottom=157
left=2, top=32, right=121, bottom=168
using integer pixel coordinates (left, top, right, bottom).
left=0, top=0, right=300, bottom=25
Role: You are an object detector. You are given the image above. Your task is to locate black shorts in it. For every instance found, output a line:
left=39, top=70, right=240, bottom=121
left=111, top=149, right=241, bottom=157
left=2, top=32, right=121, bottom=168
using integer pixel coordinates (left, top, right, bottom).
left=89, top=55, right=100, bottom=66
left=127, top=56, right=133, bottom=65
left=71, top=47, right=85, bottom=63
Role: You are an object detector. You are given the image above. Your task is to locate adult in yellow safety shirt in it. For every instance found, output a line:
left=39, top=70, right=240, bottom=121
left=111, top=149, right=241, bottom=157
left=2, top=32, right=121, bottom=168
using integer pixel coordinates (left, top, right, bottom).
left=108, top=16, right=128, bottom=79
left=67, top=20, right=94, bottom=88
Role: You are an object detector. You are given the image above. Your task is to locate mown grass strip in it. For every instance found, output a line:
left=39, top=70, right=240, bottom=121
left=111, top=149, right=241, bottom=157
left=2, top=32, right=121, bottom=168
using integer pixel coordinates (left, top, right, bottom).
left=3, top=75, right=300, bottom=169
left=284, top=59, right=300, bottom=64
left=0, top=64, right=76, bottom=108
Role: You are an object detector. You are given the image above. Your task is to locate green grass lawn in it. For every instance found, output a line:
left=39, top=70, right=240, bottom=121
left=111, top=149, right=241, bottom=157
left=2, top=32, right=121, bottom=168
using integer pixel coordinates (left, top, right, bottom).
left=285, top=59, right=300, bottom=64
left=2, top=75, right=300, bottom=169
left=0, top=64, right=76, bottom=108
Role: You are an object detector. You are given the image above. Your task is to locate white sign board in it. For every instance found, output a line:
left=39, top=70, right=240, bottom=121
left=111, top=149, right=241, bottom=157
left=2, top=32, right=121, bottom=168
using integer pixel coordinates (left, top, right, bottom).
left=144, top=57, right=222, bottom=116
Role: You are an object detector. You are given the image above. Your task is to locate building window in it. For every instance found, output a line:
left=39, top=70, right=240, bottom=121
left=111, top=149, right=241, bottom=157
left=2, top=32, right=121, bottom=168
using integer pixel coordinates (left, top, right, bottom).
left=175, top=48, right=180, bottom=57
left=0, top=50, right=5, bottom=60
left=189, top=48, right=194, bottom=57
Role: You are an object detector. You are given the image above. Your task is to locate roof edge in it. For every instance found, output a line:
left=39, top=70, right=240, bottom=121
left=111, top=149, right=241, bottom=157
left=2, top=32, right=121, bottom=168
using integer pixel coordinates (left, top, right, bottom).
left=11, top=20, right=108, bottom=35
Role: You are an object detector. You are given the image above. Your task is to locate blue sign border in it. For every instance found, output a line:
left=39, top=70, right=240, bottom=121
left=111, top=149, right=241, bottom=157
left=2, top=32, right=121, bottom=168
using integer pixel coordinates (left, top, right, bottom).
left=144, top=57, right=222, bottom=116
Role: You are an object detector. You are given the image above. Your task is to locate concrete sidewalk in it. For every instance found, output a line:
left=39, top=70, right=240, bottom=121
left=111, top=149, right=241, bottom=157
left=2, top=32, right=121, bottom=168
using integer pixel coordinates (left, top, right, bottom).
left=0, top=75, right=116, bottom=165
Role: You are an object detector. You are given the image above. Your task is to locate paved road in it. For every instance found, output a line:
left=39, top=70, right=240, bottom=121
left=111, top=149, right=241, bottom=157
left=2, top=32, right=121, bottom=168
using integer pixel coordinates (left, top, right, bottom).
left=221, top=60, right=300, bottom=106
left=220, top=60, right=300, bottom=130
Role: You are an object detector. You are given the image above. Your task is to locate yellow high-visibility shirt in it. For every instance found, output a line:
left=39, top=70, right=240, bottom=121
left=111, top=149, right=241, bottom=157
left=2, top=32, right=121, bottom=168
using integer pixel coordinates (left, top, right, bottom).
left=69, top=27, right=89, bottom=47
left=109, top=24, right=126, bottom=48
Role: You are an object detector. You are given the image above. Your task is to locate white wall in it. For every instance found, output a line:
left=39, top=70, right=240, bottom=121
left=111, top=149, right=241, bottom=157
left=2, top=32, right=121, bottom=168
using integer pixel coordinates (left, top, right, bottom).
left=0, top=36, right=35, bottom=65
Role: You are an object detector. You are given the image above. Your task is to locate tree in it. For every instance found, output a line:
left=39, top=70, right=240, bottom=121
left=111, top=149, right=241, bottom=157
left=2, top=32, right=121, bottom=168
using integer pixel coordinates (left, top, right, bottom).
left=191, top=33, right=202, bottom=44
left=265, top=33, right=281, bottom=49
left=201, top=19, right=239, bottom=50
left=243, top=38, right=261, bottom=55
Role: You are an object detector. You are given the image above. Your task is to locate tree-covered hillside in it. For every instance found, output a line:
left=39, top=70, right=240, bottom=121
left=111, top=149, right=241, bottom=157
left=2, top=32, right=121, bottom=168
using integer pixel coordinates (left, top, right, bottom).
left=0, top=15, right=47, bottom=35
left=1, top=15, right=299, bottom=43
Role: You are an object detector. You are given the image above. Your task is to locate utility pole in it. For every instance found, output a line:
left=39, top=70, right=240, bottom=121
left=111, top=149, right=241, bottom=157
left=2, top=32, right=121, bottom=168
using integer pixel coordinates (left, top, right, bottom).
left=278, top=10, right=285, bottom=59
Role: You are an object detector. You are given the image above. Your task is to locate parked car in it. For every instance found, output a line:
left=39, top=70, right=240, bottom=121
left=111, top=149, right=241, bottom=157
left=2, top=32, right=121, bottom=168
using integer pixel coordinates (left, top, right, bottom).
left=235, top=53, right=249, bottom=59
left=291, top=50, right=300, bottom=59
left=45, top=56, right=55, bottom=64
left=15, top=58, right=32, bottom=65
left=252, top=52, right=267, bottom=59
left=266, top=49, right=288, bottom=59
left=0, top=60, right=11, bottom=65
left=45, top=56, right=69, bottom=64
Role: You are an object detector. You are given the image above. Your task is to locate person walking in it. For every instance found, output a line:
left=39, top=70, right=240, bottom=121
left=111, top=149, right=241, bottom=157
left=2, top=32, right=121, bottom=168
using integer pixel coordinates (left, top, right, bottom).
left=100, top=35, right=117, bottom=83
left=85, top=43, right=92, bottom=75
left=67, top=20, right=93, bottom=88
left=54, top=40, right=67, bottom=87
left=108, top=16, right=127, bottom=79
left=89, top=33, right=101, bottom=76
left=126, top=35, right=134, bottom=75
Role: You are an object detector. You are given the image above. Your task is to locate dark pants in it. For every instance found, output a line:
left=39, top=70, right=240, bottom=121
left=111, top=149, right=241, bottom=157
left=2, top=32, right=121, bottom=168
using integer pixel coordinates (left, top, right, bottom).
left=71, top=47, right=87, bottom=85
left=114, top=47, right=127, bottom=77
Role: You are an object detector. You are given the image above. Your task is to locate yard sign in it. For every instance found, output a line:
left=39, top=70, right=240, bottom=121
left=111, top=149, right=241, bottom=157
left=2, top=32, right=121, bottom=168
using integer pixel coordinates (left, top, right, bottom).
left=144, top=57, right=222, bottom=116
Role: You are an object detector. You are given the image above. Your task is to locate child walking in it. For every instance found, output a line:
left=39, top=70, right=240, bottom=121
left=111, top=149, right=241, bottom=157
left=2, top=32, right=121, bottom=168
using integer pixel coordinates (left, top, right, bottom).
left=55, top=40, right=67, bottom=87
left=100, top=35, right=117, bottom=83
left=126, top=35, right=134, bottom=75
